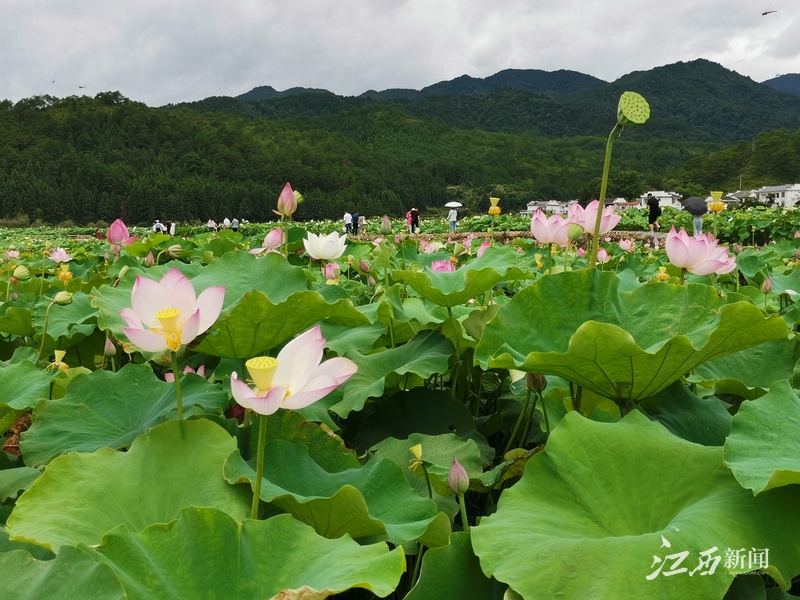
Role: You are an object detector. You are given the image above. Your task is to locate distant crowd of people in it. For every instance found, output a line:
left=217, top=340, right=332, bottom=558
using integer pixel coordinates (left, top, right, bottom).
left=205, top=217, right=240, bottom=232
left=151, top=220, right=177, bottom=236
left=342, top=211, right=368, bottom=235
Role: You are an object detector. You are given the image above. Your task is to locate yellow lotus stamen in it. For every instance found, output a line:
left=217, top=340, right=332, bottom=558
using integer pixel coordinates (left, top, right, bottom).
left=246, top=356, right=279, bottom=391
left=156, top=308, right=180, bottom=333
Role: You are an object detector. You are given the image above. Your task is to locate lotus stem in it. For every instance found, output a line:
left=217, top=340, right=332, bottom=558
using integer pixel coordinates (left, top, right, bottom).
left=171, top=351, right=184, bottom=420
left=39, top=251, right=46, bottom=296
left=457, top=492, right=470, bottom=533
left=504, top=389, right=531, bottom=455
left=447, top=306, right=461, bottom=398
left=420, top=463, right=433, bottom=499
left=540, top=392, right=550, bottom=434
left=590, top=123, right=622, bottom=267
left=410, top=544, right=425, bottom=589
left=250, top=413, right=268, bottom=519
left=37, top=300, right=56, bottom=361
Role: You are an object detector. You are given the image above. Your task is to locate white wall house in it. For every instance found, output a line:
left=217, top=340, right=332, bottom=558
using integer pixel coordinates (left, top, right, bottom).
left=754, top=184, right=800, bottom=208
left=638, top=190, right=682, bottom=209
left=519, top=200, right=574, bottom=216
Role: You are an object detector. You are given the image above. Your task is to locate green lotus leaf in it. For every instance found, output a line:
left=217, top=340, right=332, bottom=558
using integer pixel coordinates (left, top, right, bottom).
left=0, top=359, right=55, bottom=411
left=406, top=532, right=506, bottom=600
left=224, top=439, right=439, bottom=545
left=471, top=412, right=800, bottom=598
left=320, top=321, right=388, bottom=354
left=20, top=364, right=229, bottom=466
left=331, top=331, right=455, bottom=418
left=638, top=381, right=731, bottom=446
left=32, top=292, right=97, bottom=341
left=0, top=546, right=125, bottom=600
left=0, top=466, right=40, bottom=501
left=8, top=419, right=250, bottom=551
left=87, top=507, right=404, bottom=599
left=724, top=380, right=800, bottom=494
left=245, top=409, right=360, bottom=472
left=195, top=290, right=368, bottom=358
left=369, top=433, right=483, bottom=497
left=0, top=306, right=32, bottom=337
left=0, top=529, right=53, bottom=559
left=695, top=338, right=800, bottom=401
left=475, top=270, right=788, bottom=402
left=393, top=245, right=534, bottom=307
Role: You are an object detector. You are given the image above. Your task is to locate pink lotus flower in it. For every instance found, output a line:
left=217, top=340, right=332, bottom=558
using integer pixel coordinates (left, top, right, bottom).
left=107, top=219, right=139, bottom=251
left=596, top=248, right=610, bottom=264
left=230, top=325, right=357, bottom=415
left=431, top=259, right=456, bottom=273
left=120, top=268, right=225, bottom=353
left=665, top=228, right=737, bottom=276
left=274, top=182, right=298, bottom=218
left=250, top=228, right=285, bottom=255
left=477, top=238, right=491, bottom=258
left=322, top=262, right=340, bottom=280
left=568, top=201, right=621, bottom=236
left=165, top=364, right=206, bottom=382
left=448, top=457, right=469, bottom=495
left=576, top=247, right=586, bottom=258
left=144, top=251, right=155, bottom=267
left=4, top=249, right=20, bottom=260
left=419, top=240, right=438, bottom=254
left=530, top=210, right=571, bottom=246
left=618, top=239, right=635, bottom=253
left=49, top=248, right=71, bottom=263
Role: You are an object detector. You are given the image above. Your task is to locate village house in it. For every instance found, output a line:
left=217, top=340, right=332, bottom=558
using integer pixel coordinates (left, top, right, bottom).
left=753, top=184, right=800, bottom=208
left=637, top=190, right=682, bottom=209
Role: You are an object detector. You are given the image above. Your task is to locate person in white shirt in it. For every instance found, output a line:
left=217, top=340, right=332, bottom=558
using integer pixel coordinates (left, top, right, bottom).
left=222, top=217, right=231, bottom=229
left=343, top=212, right=352, bottom=234
left=447, top=208, right=458, bottom=232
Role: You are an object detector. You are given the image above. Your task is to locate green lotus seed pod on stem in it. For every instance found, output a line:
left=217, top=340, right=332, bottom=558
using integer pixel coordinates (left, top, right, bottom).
left=617, top=91, right=650, bottom=127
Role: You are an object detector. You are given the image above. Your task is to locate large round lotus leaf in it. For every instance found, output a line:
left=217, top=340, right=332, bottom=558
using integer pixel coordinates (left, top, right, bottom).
left=0, top=466, right=40, bottom=501
left=20, top=363, right=229, bottom=466
left=695, top=337, right=800, bottom=401
left=332, top=331, right=454, bottom=418
left=0, top=306, right=32, bottom=337
left=195, top=290, right=368, bottom=358
left=0, top=359, right=54, bottom=410
left=8, top=419, right=250, bottom=551
left=224, top=439, right=439, bottom=545
left=406, top=532, right=506, bottom=600
left=471, top=411, right=800, bottom=598
left=0, top=546, right=125, bottom=600
left=393, top=245, right=534, bottom=307
left=87, top=507, right=404, bottom=599
left=32, top=292, right=97, bottom=341
left=475, top=270, right=788, bottom=402
left=724, top=380, right=800, bottom=494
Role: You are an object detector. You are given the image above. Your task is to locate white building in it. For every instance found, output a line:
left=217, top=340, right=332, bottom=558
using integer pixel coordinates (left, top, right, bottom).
left=754, top=184, right=800, bottom=208
left=519, top=200, right=574, bottom=216
left=638, top=190, right=682, bottom=209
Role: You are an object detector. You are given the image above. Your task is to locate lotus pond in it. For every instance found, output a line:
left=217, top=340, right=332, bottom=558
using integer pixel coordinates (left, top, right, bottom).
left=1, top=216, right=800, bottom=600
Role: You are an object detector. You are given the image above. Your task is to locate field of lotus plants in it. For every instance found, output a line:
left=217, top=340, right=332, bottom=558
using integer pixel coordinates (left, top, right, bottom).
left=1, top=187, right=800, bottom=599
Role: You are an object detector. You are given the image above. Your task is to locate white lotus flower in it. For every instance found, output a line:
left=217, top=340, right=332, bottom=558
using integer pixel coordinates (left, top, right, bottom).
left=303, top=231, right=348, bottom=260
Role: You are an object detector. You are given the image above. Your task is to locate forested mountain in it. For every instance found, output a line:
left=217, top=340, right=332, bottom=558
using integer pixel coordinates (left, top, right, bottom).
left=1, top=60, right=799, bottom=226
left=762, top=73, right=800, bottom=96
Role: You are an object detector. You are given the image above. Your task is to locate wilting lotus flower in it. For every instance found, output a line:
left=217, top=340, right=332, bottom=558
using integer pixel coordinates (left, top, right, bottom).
left=618, top=239, right=635, bottom=252
left=303, top=232, right=347, bottom=260
left=568, top=200, right=621, bottom=236
left=120, top=268, right=225, bottom=353
left=165, top=364, right=206, bottom=382
left=477, top=238, right=491, bottom=258
left=596, top=248, right=610, bottom=264
left=107, top=219, right=138, bottom=253
left=231, top=325, right=357, bottom=415
left=530, top=210, right=571, bottom=246
left=250, top=228, right=285, bottom=255
left=431, top=259, right=456, bottom=273
left=3, top=249, right=20, bottom=261
left=49, top=248, right=71, bottom=263
left=665, top=228, right=737, bottom=276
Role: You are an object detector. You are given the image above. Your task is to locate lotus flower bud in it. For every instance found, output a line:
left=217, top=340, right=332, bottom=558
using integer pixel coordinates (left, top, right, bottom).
left=359, top=259, right=371, bottom=273
left=526, top=373, right=547, bottom=393
left=117, top=265, right=130, bottom=280
left=379, top=215, right=393, bottom=235
left=448, top=457, right=469, bottom=495
left=54, top=291, right=73, bottom=305
left=762, top=278, right=773, bottom=294
left=104, top=337, right=117, bottom=357
left=367, top=276, right=376, bottom=287
left=567, top=223, right=584, bottom=240
left=616, top=91, right=650, bottom=127
left=794, top=230, right=800, bottom=239
left=144, top=251, right=155, bottom=267
left=276, top=182, right=298, bottom=218
left=576, top=247, right=586, bottom=258
left=13, top=265, right=30, bottom=280
left=167, top=244, right=182, bottom=259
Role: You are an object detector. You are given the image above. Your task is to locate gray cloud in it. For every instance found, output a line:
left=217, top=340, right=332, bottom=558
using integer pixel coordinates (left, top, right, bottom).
left=1, top=0, right=796, bottom=106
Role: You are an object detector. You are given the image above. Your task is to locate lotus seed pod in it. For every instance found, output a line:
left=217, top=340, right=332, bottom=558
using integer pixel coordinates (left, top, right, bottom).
left=167, top=244, right=182, bottom=259
left=117, top=266, right=130, bottom=280
left=567, top=223, right=585, bottom=241
left=617, top=91, right=650, bottom=127
left=54, top=291, right=74, bottom=305
left=526, top=373, right=548, bottom=393
left=13, top=265, right=30, bottom=280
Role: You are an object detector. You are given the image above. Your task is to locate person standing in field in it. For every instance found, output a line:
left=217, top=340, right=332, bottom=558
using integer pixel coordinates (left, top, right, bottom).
left=447, top=207, right=458, bottom=232
left=358, top=214, right=367, bottom=234
left=647, top=193, right=661, bottom=233
left=343, top=211, right=352, bottom=234
left=231, top=218, right=240, bottom=232
left=352, top=211, right=360, bottom=236
left=406, top=210, right=413, bottom=234
left=411, top=208, right=420, bottom=233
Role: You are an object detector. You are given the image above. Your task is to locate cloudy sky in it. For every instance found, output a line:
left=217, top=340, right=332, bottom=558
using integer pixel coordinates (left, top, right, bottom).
left=2, top=0, right=796, bottom=107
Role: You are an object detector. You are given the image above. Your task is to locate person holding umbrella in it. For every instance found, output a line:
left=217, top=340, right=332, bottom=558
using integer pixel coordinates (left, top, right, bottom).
left=447, top=207, right=459, bottom=231
left=681, top=197, right=708, bottom=236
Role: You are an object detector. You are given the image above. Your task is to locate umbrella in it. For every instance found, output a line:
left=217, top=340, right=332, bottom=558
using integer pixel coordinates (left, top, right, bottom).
left=681, top=197, right=708, bottom=216
left=444, top=202, right=463, bottom=208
